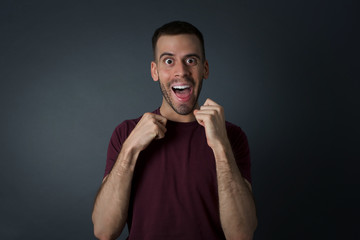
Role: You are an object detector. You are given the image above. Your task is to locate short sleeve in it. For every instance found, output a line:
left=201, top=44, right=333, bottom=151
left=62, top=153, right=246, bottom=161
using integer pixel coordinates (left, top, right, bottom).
left=226, top=122, right=252, bottom=184
left=104, top=120, right=137, bottom=178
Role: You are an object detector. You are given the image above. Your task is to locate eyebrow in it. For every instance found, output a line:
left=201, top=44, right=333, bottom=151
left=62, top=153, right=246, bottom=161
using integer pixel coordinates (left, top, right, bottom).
left=159, top=52, right=174, bottom=60
left=159, top=52, right=201, bottom=60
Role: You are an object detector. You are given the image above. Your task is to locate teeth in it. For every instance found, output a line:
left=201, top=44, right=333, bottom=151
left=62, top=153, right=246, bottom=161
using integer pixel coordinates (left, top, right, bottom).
left=172, top=85, right=190, bottom=90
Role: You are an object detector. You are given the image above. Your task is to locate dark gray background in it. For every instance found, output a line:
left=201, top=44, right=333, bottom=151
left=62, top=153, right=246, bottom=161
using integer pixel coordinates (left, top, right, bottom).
left=1, top=0, right=358, bottom=239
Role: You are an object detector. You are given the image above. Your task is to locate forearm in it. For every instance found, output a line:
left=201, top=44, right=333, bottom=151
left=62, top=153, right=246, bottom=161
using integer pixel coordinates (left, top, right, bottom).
left=213, top=142, right=257, bottom=240
left=92, top=145, right=139, bottom=240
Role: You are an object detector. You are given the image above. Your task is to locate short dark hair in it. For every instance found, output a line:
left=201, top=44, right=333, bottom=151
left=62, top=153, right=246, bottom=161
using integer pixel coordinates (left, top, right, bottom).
left=152, top=21, right=206, bottom=61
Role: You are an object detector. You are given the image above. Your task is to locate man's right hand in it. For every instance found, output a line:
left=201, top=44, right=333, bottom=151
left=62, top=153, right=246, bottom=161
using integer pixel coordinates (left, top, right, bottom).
left=93, top=113, right=167, bottom=240
left=123, top=113, right=167, bottom=152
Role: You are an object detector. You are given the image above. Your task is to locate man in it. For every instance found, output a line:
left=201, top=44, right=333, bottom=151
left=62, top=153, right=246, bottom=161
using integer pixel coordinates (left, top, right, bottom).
left=92, top=21, right=257, bottom=240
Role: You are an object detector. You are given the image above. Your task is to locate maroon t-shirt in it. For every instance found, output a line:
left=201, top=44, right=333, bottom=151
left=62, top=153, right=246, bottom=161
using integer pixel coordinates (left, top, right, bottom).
left=105, top=109, right=251, bottom=240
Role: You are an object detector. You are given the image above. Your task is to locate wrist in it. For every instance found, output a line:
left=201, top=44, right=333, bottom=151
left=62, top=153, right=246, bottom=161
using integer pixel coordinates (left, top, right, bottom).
left=211, top=139, right=231, bottom=157
left=116, top=142, right=140, bottom=172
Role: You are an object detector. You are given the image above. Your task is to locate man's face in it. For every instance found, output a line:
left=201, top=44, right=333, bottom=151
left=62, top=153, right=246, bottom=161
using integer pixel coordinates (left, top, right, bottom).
left=151, top=34, right=209, bottom=116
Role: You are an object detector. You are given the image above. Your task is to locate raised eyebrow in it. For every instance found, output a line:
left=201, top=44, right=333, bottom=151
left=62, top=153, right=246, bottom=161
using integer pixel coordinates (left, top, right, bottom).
left=184, top=54, right=201, bottom=60
left=159, top=52, right=174, bottom=60
left=159, top=53, right=201, bottom=60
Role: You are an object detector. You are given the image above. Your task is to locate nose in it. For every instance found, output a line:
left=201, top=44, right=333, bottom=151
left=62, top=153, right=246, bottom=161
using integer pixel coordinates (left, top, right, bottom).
left=174, top=61, right=190, bottom=78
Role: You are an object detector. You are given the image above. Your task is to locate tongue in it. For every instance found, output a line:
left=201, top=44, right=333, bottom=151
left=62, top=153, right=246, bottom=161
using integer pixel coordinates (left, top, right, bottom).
left=174, top=88, right=191, bottom=100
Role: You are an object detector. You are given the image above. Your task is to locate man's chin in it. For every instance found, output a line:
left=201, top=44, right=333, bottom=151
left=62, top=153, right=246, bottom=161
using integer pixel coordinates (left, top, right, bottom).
left=173, top=103, right=196, bottom=116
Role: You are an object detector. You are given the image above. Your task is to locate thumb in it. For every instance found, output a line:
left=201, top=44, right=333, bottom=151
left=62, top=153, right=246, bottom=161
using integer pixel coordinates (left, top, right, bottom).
left=193, top=109, right=205, bottom=127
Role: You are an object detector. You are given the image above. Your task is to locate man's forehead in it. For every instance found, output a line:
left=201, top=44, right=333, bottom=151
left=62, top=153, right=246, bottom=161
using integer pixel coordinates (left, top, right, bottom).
left=155, top=34, right=202, bottom=57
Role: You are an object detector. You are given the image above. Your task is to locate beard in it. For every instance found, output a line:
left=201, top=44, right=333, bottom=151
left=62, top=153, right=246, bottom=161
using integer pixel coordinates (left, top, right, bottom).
left=158, top=76, right=203, bottom=116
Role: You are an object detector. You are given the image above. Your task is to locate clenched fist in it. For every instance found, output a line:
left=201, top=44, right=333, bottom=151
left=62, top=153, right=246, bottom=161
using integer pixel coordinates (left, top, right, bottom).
left=124, top=113, right=167, bottom=152
left=194, top=98, right=229, bottom=150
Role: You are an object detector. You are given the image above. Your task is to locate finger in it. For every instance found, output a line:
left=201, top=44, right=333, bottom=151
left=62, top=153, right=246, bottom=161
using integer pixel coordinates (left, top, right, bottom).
left=154, top=127, right=166, bottom=139
left=194, top=113, right=214, bottom=125
left=200, top=104, right=220, bottom=110
left=193, top=109, right=204, bottom=126
left=199, top=105, right=221, bottom=112
left=154, top=120, right=167, bottom=135
left=199, top=105, right=224, bottom=117
left=153, top=114, right=168, bottom=126
left=204, top=98, right=218, bottom=106
left=194, top=112, right=209, bottom=127
left=200, top=104, right=224, bottom=117
left=195, top=118, right=205, bottom=127
left=196, top=109, right=218, bottom=117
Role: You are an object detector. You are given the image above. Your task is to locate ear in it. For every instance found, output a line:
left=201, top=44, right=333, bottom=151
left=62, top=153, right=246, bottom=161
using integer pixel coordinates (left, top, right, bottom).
left=151, top=61, right=159, bottom=81
left=203, top=60, right=209, bottom=79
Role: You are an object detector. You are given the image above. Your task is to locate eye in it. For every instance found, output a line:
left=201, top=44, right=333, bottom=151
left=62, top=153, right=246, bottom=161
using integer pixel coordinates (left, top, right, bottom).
left=186, top=58, right=197, bottom=65
left=164, top=58, right=174, bottom=65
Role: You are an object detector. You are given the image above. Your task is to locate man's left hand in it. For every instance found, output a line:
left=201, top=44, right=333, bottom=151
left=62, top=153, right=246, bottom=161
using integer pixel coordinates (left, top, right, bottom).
left=194, top=98, right=229, bottom=150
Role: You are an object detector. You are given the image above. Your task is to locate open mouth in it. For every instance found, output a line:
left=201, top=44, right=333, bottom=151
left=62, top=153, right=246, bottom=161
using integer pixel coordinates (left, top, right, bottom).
left=172, top=85, right=193, bottom=102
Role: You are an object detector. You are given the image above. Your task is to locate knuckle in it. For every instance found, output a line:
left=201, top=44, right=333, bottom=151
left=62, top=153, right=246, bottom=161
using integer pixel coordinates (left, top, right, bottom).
left=151, top=124, right=158, bottom=131
left=203, top=115, right=210, bottom=121
left=143, top=112, right=151, bottom=118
